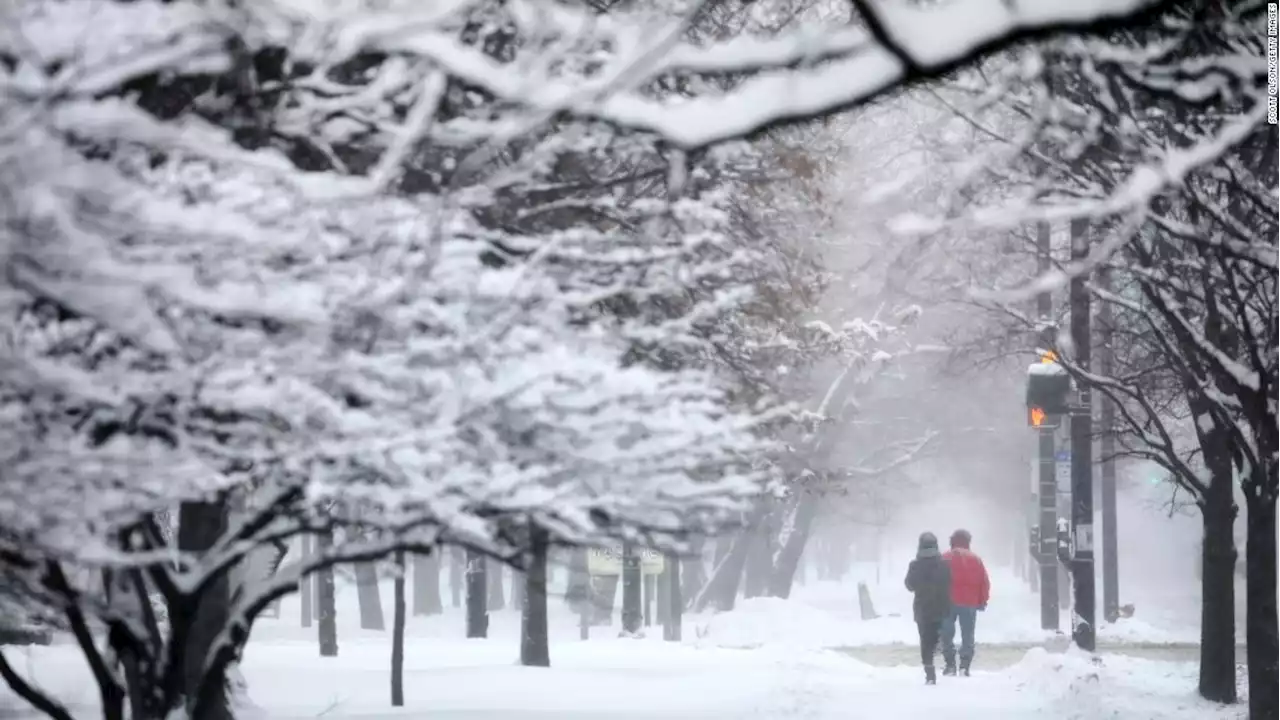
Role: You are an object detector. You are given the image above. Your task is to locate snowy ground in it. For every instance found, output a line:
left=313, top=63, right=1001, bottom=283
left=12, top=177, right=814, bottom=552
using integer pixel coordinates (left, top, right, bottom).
left=0, top=635, right=1242, bottom=720
left=249, top=565, right=1203, bottom=650
left=1, top=568, right=1235, bottom=719
left=685, top=568, right=1203, bottom=649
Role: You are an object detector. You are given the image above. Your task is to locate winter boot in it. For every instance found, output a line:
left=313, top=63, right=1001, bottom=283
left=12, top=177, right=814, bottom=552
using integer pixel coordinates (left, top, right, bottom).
left=924, top=665, right=937, bottom=685
left=960, top=663, right=971, bottom=677
left=942, top=663, right=957, bottom=676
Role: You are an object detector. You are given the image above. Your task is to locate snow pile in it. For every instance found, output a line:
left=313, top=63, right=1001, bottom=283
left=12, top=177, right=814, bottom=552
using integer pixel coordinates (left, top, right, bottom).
left=689, top=595, right=871, bottom=648
left=685, top=594, right=1051, bottom=649
left=1096, top=616, right=1201, bottom=645
left=1007, top=648, right=1239, bottom=720
left=681, top=572, right=1203, bottom=650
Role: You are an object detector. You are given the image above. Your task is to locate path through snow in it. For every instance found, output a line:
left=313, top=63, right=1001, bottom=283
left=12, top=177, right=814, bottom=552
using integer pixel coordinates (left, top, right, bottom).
left=0, top=638, right=1244, bottom=720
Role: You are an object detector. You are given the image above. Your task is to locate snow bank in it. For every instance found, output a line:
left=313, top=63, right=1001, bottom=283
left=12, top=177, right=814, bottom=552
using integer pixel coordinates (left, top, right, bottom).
left=686, top=592, right=1060, bottom=648
left=1006, top=647, right=1238, bottom=720
left=684, top=576, right=1199, bottom=650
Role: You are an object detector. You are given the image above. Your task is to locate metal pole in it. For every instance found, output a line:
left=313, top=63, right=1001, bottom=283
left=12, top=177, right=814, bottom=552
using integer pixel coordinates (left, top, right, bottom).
left=1027, top=459, right=1039, bottom=591
left=1057, top=482, right=1072, bottom=612
left=1068, top=218, right=1097, bottom=651
left=1098, top=265, right=1120, bottom=623
left=621, top=542, right=642, bottom=634
left=1035, top=221, right=1059, bottom=631
left=1038, top=429, right=1060, bottom=630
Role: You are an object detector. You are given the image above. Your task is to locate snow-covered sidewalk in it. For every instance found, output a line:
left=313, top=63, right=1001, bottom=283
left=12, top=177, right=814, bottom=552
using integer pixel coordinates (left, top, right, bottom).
left=0, top=637, right=1243, bottom=720
left=0, top=572, right=1225, bottom=719
left=686, top=573, right=1203, bottom=649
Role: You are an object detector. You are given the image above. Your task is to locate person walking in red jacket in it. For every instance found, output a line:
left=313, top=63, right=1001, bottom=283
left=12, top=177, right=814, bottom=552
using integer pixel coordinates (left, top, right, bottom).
left=941, top=529, right=990, bottom=676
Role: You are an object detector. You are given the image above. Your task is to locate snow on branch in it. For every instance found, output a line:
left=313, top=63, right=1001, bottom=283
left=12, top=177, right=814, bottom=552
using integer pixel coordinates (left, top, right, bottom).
left=291, top=0, right=1177, bottom=150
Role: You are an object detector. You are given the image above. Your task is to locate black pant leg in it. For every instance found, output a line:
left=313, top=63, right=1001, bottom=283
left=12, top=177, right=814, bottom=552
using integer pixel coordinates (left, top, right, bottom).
left=917, top=620, right=939, bottom=666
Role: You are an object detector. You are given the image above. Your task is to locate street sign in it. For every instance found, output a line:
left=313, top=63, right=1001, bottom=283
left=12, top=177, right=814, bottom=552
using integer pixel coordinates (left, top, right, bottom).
left=1055, top=450, right=1071, bottom=462
left=587, top=545, right=664, bottom=575
left=1056, top=461, right=1071, bottom=490
left=1075, top=524, right=1095, bottom=554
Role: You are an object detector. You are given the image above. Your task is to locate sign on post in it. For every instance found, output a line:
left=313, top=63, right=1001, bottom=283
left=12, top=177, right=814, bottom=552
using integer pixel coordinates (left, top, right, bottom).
left=1075, top=524, right=1095, bottom=554
left=1055, top=450, right=1072, bottom=492
left=587, top=545, right=665, bottom=576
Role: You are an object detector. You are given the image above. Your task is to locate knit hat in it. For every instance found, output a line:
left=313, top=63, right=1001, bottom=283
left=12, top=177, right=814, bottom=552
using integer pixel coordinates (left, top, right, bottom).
left=950, top=529, right=972, bottom=549
left=917, top=532, right=940, bottom=558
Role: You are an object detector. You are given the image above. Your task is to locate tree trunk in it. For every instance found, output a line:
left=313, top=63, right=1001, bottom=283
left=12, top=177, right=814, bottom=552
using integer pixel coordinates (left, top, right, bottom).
left=354, top=565, right=385, bottom=628
left=643, top=574, right=654, bottom=626
left=391, top=551, right=405, bottom=707
left=178, top=501, right=233, bottom=720
left=465, top=549, right=489, bottom=638
left=692, top=534, right=752, bottom=612
left=413, top=553, right=443, bottom=616
left=620, top=542, right=642, bottom=634
left=681, top=537, right=707, bottom=604
left=656, top=565, right=670, bottom=625
left=1245, top=482, right=1278, bottom=720
left=693, top=506, right=766, bottom=612
left=768, top=493, right=820, bottom=599
left=316, top=531, right=338, bottom=657
left=742, top=513, right=776, bottom=599
left=449, top=546, right=463, bottom=608
left=520, top=529, right=551, bottom=667
left=831, top=537, right=852, bottom=580
left=355, top=560, right=385, bottom=630
left=300, top=535, right=313, bottom=628
left=565, top=547, right=591, bottom=611
left=663, top=550, right=682, bottom=641
left=1197, top=437, right=1238, bottom=705
left=712, top=534, right=733, bottom=568
left=511, top=566, right=526, bottom=612
left=591, top=575, right=619, bottom=625
left=487, top=559, right=505, bottom=611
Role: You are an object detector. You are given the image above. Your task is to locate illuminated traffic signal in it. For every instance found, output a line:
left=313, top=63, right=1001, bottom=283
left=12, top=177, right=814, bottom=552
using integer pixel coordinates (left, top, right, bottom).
left=1026, top=349, right=1071, bottom=422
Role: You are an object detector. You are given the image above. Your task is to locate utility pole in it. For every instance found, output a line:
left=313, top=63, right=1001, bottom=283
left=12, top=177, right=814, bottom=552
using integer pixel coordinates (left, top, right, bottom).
left=1035, top=221, right=1059, bottom=631
left=1068, top=218, right=1097, bottom=651
left=1098, top=265, right=1120, bottom=623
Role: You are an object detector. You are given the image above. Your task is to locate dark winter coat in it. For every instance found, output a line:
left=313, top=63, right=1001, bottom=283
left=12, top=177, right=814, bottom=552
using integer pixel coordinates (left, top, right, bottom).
left=905, top=533, right=952, bottom=623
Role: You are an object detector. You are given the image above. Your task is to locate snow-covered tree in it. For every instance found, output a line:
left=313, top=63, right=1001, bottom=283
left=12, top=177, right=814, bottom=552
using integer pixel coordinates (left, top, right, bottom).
left=896, top=2, right=1273, bottom=709
left=0, top=0, right=1229, bottom=714
left=0, top=0, right=776, bottom=714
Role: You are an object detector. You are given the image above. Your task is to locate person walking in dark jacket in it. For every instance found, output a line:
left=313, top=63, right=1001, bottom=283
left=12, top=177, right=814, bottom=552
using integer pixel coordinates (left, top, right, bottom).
left=904, top=532, right=951, bottom=685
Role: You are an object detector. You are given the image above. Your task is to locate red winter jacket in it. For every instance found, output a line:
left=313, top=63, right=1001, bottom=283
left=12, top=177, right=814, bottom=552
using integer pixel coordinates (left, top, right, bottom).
left=943, top=548, right=990, bottom=608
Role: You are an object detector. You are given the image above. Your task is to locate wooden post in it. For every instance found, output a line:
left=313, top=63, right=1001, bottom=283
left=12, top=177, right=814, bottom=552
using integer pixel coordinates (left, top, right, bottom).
left=301, top=535, right=313, bottom=628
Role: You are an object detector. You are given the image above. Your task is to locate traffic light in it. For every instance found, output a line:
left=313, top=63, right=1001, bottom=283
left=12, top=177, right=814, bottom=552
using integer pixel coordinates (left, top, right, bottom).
left=1026, top=350, right=1071, bottom=422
